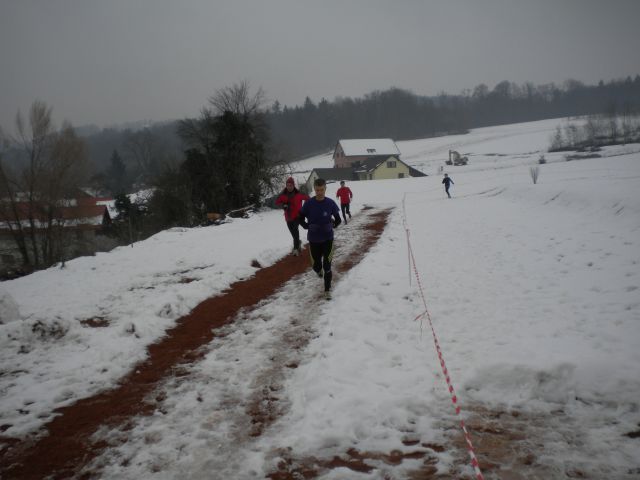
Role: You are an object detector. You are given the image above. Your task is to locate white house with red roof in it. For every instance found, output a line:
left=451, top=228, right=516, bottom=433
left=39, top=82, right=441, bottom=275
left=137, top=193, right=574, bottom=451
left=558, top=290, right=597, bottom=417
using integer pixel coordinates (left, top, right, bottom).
left=332, top=138, right=401, bottom=168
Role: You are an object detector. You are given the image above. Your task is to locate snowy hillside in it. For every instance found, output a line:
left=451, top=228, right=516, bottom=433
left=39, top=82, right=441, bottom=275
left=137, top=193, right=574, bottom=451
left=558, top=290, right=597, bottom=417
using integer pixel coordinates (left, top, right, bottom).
left=289, top=117, right=575, bottom=179
left=1, top=117, right=639, bottom=479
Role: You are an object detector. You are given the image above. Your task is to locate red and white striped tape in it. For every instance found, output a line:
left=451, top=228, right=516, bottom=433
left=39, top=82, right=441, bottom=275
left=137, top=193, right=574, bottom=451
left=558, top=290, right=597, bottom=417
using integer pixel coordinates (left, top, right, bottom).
left=402, top=195, right=484, bottom=480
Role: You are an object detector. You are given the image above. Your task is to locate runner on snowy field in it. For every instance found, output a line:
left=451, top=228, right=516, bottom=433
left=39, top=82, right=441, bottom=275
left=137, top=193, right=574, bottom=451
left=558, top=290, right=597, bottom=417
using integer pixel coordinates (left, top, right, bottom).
left=297, top=178, right=341, bottom=300
left=442, top=173, right=454, bottom=198
left=336, top=180, right=353, bottom=224
left=275, top=177, right=309, bottom=255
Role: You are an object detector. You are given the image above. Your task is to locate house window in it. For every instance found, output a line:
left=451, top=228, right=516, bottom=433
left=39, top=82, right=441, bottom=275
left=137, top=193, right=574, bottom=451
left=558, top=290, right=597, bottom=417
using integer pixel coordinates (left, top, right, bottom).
left=398, top=173, right=405, bottom=178
left=387, top=161, right=397, bottom=168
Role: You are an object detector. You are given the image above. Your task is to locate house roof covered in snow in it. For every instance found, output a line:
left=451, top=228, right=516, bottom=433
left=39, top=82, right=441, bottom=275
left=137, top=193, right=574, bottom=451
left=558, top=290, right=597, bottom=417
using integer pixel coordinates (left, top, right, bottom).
left=335, top=139, right=400, bottom=157
left=308, top=167, right=356, bottom=181
left=0, top=203, right=110, bottom=229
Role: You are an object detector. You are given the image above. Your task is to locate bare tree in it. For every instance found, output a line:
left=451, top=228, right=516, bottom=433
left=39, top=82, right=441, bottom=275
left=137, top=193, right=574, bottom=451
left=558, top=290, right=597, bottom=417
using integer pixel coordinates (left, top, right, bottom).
left=0, top=101, right=88, bottom=268
left=621, top=103, right=635, bottom=144
left=208, top=80, right=267, bottom=117
left=1, top=125, right=32, bottom=265
left=605, top=104, right=619, bottom=143
left=529, top=166, right=540, bottom=184
left=206, top=80, right=271, bottom=152
left=123, top=128, right=158, bottom=183
left=550, top=126, right=564, bottom=150
left=1, top=101, right=56, bottom=266
left=583, top=115, right=605, bottom=146
left=564, top=123, right=581, bottom=148
left=41, top=123, right=89, bottom=263
left=172, top=83, right=285, bottom=225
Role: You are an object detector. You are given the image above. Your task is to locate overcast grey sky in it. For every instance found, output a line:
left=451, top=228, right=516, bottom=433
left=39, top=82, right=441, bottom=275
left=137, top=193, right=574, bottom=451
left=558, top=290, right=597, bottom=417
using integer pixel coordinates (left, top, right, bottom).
left=1, top=0, right=639, bottom=129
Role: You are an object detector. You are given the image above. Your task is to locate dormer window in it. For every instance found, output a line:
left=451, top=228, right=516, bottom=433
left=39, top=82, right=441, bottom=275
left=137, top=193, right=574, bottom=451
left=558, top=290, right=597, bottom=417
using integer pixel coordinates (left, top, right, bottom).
left=367, top=148, right=376, bottom=154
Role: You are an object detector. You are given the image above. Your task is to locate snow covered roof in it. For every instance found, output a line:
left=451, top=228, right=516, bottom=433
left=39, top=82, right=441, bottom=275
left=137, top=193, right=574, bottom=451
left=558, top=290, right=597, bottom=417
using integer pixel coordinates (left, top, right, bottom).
left=308, top=167, right=355, bottom=181
left=0, top=203, right=110, bottom=230
left=336, top=139, right=400, bottom=157
left=96, top=199, right=118, bottom=219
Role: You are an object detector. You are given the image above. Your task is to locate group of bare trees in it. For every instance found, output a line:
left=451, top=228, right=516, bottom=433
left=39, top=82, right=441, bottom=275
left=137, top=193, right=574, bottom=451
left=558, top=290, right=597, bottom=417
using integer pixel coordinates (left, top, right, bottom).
left=549, top=110, right=640, bottom=152
left=0, top=101, right=89, bottom=268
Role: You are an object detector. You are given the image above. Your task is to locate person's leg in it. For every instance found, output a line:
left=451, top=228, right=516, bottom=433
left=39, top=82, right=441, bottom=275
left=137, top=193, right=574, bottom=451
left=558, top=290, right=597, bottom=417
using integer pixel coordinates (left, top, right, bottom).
left=445, top=187, right=451, bottom=198
left=286, top=220, right=299, bottom=249
left=340, top=204, right=348, bottom=223
left=321, top=239, right=334, bottom=291
left=309, top=242, right=323, bottom=276
left=291, top=220, right=301, bottom=250
left=346, top=203, right=351, bottom=218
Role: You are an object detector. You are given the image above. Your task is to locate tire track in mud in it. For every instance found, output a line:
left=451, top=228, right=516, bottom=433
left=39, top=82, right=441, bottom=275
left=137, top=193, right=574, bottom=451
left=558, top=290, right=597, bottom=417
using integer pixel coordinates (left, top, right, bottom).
left=0, top=208, right=392, bottom=480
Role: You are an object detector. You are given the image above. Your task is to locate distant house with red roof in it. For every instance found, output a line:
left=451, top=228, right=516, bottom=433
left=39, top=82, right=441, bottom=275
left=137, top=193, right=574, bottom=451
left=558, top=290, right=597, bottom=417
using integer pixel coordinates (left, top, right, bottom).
left=0, top=189, right=113, bottom=272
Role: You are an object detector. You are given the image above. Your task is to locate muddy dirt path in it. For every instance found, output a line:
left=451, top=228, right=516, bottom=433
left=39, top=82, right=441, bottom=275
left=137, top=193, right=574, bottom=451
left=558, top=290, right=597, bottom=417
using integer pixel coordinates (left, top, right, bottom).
left=4, top=206, right=626, bottom=479
left=0, top=208, right=391, bottom=480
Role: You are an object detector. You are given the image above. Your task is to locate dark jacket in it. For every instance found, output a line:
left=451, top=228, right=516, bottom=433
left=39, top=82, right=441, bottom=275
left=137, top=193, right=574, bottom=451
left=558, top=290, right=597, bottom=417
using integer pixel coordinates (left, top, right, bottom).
left=298, top=197, right=341, bottom=243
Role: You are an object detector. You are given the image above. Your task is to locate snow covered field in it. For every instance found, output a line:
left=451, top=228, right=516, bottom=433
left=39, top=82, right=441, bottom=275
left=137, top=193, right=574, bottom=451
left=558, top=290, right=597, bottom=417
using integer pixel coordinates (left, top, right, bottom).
left=2, top=117, right=640, bottom=478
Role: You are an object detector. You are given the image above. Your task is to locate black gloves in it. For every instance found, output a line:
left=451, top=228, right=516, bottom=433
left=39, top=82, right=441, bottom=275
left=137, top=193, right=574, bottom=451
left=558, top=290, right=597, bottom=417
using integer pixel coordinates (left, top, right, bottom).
left=282, top=203, right=289, bottom=210
left=299, top=218, right=308, bottom=229
left=333, top=217, right=341, bottom=228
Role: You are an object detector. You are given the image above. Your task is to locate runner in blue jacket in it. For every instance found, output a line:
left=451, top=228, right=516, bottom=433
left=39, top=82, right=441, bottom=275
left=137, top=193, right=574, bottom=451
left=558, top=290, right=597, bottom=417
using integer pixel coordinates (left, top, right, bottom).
left=298, top=178, right=341, bottom=299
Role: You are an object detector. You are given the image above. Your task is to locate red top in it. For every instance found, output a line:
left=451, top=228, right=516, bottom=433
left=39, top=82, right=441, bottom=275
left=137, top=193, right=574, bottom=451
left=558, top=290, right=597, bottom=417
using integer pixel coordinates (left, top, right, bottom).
left=275, top=189, right=309, bottom=222
left=336, top=186, right=353, bottom=205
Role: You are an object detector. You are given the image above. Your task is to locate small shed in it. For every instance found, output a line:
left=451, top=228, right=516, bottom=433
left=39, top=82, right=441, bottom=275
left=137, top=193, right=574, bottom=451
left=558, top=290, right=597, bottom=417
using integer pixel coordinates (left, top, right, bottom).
left=305, top=167, right=355, bottom=193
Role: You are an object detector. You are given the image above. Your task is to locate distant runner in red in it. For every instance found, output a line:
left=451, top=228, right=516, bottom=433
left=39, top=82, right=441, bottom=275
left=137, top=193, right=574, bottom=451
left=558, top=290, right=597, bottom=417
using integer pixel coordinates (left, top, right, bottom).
left=335, top=180, right=353, bottom=224
left=275, top=177, right=309, bottom=255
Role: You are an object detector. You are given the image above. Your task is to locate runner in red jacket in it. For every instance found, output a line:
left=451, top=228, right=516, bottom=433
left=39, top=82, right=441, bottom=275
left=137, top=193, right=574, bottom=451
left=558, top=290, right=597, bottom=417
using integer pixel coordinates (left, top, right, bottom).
left=275, top=177, right=309, bottom=255
left=335, top=180, right=353, bottom=224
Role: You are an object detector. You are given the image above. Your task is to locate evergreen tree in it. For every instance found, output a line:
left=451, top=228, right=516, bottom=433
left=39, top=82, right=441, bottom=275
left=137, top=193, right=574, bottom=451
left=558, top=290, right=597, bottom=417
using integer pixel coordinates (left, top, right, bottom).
left=149, top=83, right=285, bottom=229
left=106, top=149, right=128, bottom=194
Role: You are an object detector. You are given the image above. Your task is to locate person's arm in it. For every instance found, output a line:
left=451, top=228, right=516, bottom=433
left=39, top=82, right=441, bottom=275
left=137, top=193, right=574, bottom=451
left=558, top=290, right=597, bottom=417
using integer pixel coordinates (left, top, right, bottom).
left=332, top=202, right=341, bottom=228
left=349, top=188, right=353, bottom=199
left=296, top=193, right=309, bottom=209
left=297, top=204, right=309, bottom=229
left=275, top=194, right=287, bottom=209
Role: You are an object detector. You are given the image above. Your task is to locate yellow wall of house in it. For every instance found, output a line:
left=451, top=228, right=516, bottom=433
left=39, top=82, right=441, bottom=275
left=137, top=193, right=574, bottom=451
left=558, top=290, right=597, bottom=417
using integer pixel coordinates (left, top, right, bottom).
left=372, top=159, right=410, bottom=180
